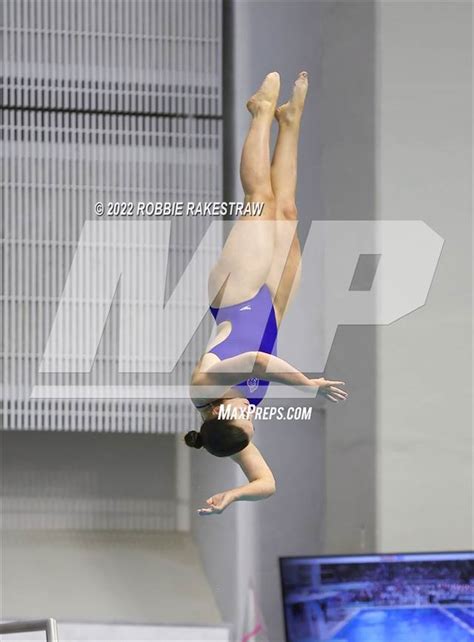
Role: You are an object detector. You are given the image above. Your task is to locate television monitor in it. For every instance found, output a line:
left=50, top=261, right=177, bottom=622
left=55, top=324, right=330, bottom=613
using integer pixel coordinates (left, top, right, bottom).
left=279, top=551, right=473, bottom=642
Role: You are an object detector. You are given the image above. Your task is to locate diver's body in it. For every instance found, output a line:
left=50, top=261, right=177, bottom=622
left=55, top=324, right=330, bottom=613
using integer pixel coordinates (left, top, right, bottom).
left=188, top=72, right=347, bottom=515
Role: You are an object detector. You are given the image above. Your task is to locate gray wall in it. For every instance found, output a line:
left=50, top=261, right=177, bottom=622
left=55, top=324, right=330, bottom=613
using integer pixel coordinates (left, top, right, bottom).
left=231, top=0, right=379, bottom=566
left=190, top=451, right=240, bottom=633
left=318, top=0, right=378, bottom=554
left=374, top=0, right=472, bottom=551
left=252, top=409, right=325, bottom=642
left=230, top=2, right=343, bottom=640
left=204, top=1, right=471, bottom=640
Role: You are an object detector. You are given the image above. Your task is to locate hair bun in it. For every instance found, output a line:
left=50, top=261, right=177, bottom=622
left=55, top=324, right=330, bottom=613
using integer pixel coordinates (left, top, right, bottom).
left=184, top=430, right=203, bottom=449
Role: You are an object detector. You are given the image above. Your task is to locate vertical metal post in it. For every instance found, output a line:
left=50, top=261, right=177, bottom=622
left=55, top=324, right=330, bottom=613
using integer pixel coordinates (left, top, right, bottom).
left=44, top=618, right=59, bottom=642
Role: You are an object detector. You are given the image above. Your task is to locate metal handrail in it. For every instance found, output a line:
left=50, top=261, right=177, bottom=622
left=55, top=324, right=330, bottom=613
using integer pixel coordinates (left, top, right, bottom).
left=0, top=619, right=59, bottom=642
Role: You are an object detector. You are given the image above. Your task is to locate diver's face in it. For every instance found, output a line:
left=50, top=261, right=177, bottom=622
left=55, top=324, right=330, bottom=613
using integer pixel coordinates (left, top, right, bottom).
left=213, top=398, right=255, bottom=440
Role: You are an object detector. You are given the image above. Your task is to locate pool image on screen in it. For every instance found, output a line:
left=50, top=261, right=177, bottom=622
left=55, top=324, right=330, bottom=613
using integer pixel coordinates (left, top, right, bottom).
left=279, top=552, right=474, bottom=642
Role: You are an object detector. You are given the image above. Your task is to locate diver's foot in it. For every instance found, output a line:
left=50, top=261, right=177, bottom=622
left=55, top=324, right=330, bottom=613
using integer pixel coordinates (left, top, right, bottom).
left=275, top=71, right=309, bottom=125
left=246, top=72, right=281, bottom=116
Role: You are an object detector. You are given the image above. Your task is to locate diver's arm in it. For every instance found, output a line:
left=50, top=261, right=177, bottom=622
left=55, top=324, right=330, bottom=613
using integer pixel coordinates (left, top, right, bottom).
left=231, top=442, right=276, bottom=499
left=194, top=351, right=309, bottom=390
left=197, top=443, right=275, bottom=516
left=253, top=352, right=313, bottom=390
left=192, top=351, right=347, bottom=401
left=193, top=351, right=260, bottom=387
left=254, top=353, right=348, bottom=401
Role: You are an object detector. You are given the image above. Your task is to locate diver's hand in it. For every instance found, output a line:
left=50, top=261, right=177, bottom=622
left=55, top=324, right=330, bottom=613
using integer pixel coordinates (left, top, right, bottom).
left=197, top=490, right=236, bottom=516
left=310, top=378, right=348, bottom=403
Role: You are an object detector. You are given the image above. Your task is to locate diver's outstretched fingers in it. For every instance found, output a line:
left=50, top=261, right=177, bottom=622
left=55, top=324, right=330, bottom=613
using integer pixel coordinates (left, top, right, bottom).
left=197, top=500, right=219, bottom=515
left=197, top=490, right=234, bottom=515
left=329, top=386, right=348, bottom=398
left=197, top=507, right=217, bottom=516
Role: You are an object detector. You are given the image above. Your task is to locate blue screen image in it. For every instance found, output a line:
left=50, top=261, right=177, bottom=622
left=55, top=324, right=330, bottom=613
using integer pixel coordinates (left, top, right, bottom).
left=280, top=552, right=473, bottom=642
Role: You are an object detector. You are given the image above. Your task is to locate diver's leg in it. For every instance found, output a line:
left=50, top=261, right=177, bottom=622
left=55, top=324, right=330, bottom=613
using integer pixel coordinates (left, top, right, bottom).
left=266, top=72, right=309, bottom=323
left=209, top=73, right=280, bottom=307
left=240, top=72, right=279, bottom=201
left=271, top=71, right=308, bottom=207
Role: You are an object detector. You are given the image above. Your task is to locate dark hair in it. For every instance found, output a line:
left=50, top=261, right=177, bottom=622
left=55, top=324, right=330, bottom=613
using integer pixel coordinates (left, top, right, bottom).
left=184, top=418, right=249, bottom=457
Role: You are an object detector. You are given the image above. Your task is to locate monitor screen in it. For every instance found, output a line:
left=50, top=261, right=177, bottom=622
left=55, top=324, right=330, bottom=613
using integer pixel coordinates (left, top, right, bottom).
left=279, top=551, right=473, bottom=642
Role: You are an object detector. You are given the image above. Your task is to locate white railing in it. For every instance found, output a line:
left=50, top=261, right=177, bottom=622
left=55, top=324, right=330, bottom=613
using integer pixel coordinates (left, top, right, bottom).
left=0, top=619, right=59, bottom=642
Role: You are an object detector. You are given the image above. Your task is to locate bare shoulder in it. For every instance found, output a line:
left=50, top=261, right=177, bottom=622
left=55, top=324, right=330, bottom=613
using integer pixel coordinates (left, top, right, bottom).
left=231, top=441, right=261, bottom=463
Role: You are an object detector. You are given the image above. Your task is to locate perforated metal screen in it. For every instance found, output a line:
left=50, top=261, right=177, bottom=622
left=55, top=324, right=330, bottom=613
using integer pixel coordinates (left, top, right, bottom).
left=1, top=0, right=223, bottom=432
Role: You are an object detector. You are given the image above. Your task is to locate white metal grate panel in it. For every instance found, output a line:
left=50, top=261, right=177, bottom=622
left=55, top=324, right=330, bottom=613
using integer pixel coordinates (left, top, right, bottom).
left=1, top=0, right=223, bottom=432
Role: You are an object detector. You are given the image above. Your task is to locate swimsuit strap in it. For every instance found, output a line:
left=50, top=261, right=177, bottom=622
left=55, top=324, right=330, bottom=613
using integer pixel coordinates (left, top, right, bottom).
left=194, top=397, right=225, bottom=410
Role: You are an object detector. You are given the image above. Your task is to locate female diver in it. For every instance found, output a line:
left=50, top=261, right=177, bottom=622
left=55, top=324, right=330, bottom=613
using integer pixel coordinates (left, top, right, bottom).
left=187, top=72, right=348, bottom=515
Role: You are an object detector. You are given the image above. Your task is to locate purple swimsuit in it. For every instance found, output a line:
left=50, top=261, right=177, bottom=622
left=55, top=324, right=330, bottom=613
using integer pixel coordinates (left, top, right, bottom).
left=208, top=285, right=278, bottom=405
